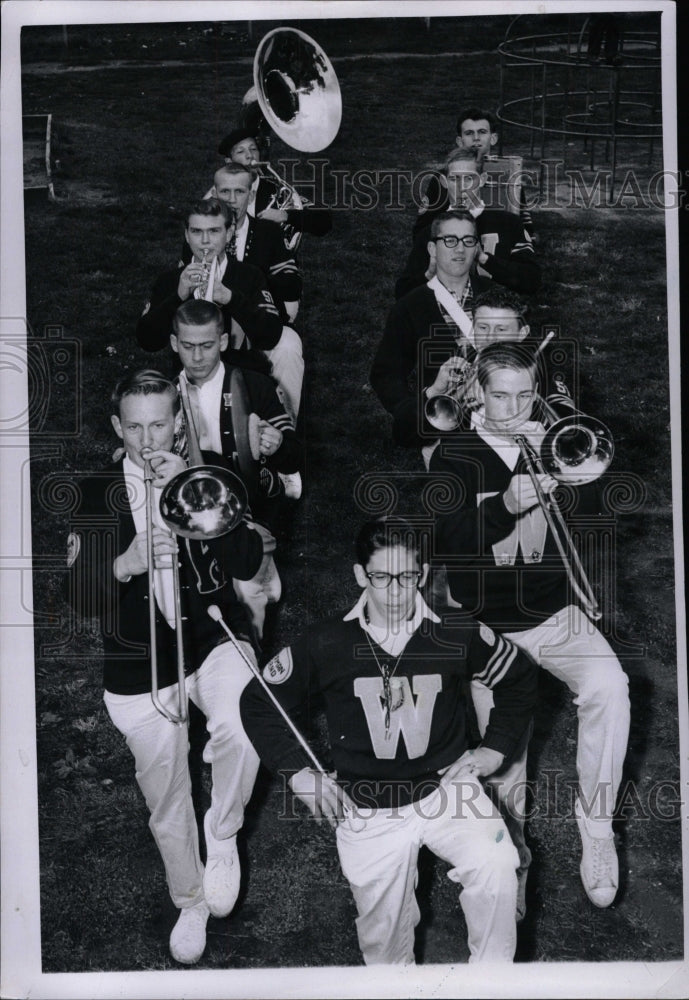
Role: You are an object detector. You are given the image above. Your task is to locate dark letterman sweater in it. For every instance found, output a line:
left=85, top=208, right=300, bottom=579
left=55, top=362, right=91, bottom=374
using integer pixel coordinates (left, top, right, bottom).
left=136, top=259, right=282, bottom=353
left=240, top=601, right=538, bottom=809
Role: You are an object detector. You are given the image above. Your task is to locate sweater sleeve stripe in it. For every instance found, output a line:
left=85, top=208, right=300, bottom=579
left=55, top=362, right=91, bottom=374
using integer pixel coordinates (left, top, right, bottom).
left=269, top=260, right=299, bottom=276
left=473, top=635, right=518, bottom=688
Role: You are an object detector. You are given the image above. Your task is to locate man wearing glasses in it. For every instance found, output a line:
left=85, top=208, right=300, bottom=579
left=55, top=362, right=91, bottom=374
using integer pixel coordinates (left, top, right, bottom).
left=397, top=148, right=541, bottom=299
left=371, top=210, right=491, bottom=454
left=240, top=518, right=538, bottom=964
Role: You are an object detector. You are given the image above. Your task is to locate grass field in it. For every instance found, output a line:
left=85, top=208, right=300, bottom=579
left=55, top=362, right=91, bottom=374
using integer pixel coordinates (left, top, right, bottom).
left=17, top=10, right=684, bottom=975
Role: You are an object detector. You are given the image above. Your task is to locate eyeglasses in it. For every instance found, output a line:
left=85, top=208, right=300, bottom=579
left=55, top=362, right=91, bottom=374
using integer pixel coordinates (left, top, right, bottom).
left=365, top=571, right=421, bottom=589
left=433, top=235, right=480, bottom=249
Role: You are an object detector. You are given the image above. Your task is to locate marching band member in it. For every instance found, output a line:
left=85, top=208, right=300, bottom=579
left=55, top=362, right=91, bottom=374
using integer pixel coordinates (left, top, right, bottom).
left=397, top=147, right=540, bottom=299
left=66, top=369, right=264, bottom=965
left=370, top=210, right=491, bottom=459
left=192, top=164, right=303, bottom=324
left=136, top=198, right=303, bottom=427
left=171, top=299, right=303, bottom=637
left=416, top=107, right=534, bottom=238
left=240, top=518, right=538, bottom=964
left=215, top=127, right=332, bottom=238
left=429, top=342, right=630, bottom=914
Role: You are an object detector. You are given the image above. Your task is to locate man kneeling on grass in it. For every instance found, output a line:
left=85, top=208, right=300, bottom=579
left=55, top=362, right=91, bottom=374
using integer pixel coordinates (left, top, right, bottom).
left=240, top=518, right=538, bottom=963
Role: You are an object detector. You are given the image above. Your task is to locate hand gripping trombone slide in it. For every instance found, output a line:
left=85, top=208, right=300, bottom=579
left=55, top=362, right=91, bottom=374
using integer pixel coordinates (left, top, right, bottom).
left=207, top=605, right=365, bottom=832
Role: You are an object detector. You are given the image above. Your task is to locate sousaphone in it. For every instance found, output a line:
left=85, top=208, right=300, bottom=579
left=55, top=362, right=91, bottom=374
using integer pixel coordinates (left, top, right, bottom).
left=241, top=27, right=342, bottom=153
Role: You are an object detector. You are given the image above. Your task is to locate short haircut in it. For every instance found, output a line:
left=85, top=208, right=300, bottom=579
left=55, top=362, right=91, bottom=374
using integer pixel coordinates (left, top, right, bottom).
left=476, top=341, right=538, bottom=389
left=430, top=209, right=478, bottom=239
left=172, top=299, right=224, bottom=337
left=443, top=145, right=480, bottom=173
left=214, top=161, right=255, bottom=185
left=111, top=369, right=179, bottom=417
left=473, top=287, right=529, bottom=326
left=355, top=517, right=420, bottom=568
left=456, top=107, right=498, bottom=134
left=184, top=197, right=230, bottom=228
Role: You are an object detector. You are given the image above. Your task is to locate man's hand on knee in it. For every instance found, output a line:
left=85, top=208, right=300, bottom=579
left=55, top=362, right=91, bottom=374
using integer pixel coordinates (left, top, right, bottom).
left=442, top=746, right=505, bottom=782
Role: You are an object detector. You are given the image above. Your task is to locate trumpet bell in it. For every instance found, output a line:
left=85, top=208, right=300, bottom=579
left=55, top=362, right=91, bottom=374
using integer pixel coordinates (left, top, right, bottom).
left=541, top=415, right=614, bottom=486
left=159, top=466, right=248, bottom=539
left=425, top=395, right=463, bottom=433
left=253, top=28, right=342, bottom=152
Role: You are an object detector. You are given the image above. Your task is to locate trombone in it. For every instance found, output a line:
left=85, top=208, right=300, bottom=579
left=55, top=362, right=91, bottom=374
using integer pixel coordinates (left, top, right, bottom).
left=144, top=378, right=248, bottom=724
left=427, top=357, right=614, bottom=620
left=514, top=392, right=614, bottom=621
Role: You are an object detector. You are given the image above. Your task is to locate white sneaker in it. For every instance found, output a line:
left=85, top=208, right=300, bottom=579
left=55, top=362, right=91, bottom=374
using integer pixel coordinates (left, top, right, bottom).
left=169, top=899, right=210, bottom=964
left=278, top=471, right=302, bottom=500
left=576, top=801, right=619, bottom=907
left=203, top=837, right=241, bottom=918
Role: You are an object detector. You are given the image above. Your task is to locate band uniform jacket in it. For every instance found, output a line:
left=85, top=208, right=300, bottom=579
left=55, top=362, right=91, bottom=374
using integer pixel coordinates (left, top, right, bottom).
left=181, top=216, right=302, bottom=324
left=184, top=362, right=302, bottom=515
left=136, top=258, right=282, bottom=353
left=413, top=173, right=534, bottom=239
left=396, top=207, right=540, bottom=299
left=430, top=428, right=602, bottom=632
left=253, top=177, right=333, bottom=238
left=370, top=278, right=492, bottom=448
left=66, top=460, right=263, bottom=695
left=240, top=609, right=538, bottom=809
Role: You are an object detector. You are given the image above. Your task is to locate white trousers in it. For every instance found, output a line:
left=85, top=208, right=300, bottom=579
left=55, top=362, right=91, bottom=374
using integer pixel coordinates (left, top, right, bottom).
left=472, top=605, right=630, bottom=836
left=104, top=641, right=260, bottom=909
left=261, top=325, right=304, bottom=425
left=336, top=778, right=518, bottom=964
left=233, top=524, right=281, bottom=639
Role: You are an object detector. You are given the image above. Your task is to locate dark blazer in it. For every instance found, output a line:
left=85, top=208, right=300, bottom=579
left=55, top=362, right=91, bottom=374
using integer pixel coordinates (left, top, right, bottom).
left=181, top=217, right=302, bottom=323
left=136, top=258, right=282, bottom=353
left=396, top=208, right=541, bottom=299
left=254, top=177, right=333, bottom=237
left=66, top=461, right=263, bottom=695
left=370, top=278, right=491, bottom=447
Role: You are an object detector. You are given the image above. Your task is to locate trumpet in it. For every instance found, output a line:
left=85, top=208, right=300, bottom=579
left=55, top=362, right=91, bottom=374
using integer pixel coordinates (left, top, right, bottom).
left=195, top=249, right=218, bottom=301
left=424, top=343, right=479, bottom=432
left=145, top=378, right=249, bottom=724
left=426, top=332, right=556, bottom=433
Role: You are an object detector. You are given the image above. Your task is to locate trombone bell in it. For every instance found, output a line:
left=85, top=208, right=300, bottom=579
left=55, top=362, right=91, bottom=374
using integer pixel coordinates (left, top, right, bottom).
left=159, top=466, right=248, bottom=540
left=540, top=396, right=614, bottom=486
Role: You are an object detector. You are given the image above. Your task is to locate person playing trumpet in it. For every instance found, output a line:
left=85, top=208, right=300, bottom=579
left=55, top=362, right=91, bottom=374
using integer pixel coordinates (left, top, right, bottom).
left=136, top=197, right=304, bottom=433
left=370, top=212, right=492, bottom=459
left=429, top=341, right=630, bottom=915
left=66, top=369, right=264, bottom=965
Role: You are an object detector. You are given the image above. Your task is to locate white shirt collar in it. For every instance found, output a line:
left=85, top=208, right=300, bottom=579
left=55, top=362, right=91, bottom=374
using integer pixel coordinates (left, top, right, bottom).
left=343, top=589, right=440, bottom=656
